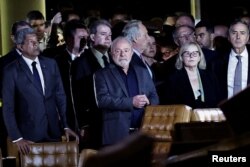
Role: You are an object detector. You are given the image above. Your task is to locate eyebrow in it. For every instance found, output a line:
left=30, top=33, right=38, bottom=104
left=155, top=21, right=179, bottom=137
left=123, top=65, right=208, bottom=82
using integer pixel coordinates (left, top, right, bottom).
left=183, top=50, right=199, bottom=52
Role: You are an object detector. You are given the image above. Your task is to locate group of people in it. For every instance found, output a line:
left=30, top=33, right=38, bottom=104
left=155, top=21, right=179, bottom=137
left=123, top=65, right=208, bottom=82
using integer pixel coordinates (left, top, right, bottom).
left=0, top=7, right=250, bottom=159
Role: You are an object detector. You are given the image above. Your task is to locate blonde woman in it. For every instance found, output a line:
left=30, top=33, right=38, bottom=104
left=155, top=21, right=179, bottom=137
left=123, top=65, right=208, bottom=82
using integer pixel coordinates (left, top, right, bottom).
left=163, top=42, right=221, bottom=108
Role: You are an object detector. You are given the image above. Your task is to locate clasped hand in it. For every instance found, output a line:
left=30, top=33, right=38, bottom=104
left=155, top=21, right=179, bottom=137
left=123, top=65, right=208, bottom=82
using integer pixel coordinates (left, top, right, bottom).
left=133, top=94, right=149, bottom=108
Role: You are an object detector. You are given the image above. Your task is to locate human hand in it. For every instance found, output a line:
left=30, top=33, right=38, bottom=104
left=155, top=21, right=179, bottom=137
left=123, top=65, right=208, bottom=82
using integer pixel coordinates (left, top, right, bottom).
left=64, top=128, right=79, bottom=144
left=15, top=139, right=34, bottom=155
left=51, top=12, right=62, bottom=24
left=133, top=94, right=149, bottom=108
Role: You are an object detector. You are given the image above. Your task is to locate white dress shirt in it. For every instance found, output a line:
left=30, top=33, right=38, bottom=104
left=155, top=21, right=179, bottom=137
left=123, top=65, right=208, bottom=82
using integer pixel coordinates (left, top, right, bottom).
left=22, top=56, right=45, bottom=94
left=227, top=47, right=248, bottom=98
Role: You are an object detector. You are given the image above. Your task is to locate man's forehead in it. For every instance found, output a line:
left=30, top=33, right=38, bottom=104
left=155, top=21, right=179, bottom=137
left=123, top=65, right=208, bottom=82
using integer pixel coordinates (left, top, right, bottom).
left=30, top=19, right=45, bottom=25
left=25, top=34, right=37, bottom=40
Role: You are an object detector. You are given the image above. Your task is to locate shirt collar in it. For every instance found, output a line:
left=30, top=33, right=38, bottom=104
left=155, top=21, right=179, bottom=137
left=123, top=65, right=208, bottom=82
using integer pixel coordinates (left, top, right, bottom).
left=230, top=46, right=248, bottom=58
left=91, top=47, right=109, bottom=60
left=66, top=48, right=78, bottom=61
left=22, top=55, right=39, bottom=66
left=16, top=48, right=22, bottom=55
left=133, top=49, right=141, bottom=57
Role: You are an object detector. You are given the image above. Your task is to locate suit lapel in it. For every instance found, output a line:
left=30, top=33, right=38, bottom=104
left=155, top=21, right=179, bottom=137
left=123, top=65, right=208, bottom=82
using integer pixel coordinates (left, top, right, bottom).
left=18, top=57, right=34, bottom=86
left=181, top=69, right=196, bottom=100
left=133, top=65, right=143, bottom=94
left=18, top=56, right=44, bottom=95
left=110, top=65, right=129, bottom=97
left=39, top=57, right=48, bottom=95
left=131, top=52, right=145, bottom=68
left=89, top=51, right=103, bottom=71
left=246, top=46, right=250, bottom=84
left=219, top=53, right=230, bottom=98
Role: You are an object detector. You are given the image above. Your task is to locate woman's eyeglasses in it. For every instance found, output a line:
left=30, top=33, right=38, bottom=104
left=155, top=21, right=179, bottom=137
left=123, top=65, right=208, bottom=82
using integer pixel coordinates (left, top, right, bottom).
left=182, top=51, right=200, bottom=58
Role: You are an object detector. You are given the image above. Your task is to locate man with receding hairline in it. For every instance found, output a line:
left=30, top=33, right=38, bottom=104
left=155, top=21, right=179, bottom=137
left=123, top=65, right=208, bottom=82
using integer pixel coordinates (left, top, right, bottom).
left=94, top=36, right=159, bottom=146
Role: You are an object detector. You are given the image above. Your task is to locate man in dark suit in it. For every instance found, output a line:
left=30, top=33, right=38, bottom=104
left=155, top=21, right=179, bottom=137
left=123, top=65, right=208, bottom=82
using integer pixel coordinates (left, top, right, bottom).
left=94, top=37, right=159, bottom=146
left=2, top=28, right=78, bottom=155
left=0, top=20, right=31, bottom=156
left=71, top=19, right=112, bottom=149
left=43, top=20, right=89, bottom=136
left=213, top=19, right=250, bottom=101
left=122, top=20, right=153, bottom=79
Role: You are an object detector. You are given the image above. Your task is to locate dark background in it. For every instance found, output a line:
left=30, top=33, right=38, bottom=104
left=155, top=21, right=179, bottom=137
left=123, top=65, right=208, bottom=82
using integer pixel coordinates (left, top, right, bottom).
left=46, top=0, right=250, bottom=24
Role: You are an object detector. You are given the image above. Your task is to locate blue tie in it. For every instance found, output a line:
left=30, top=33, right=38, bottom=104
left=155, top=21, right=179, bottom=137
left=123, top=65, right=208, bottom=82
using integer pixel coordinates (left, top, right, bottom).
left=233, top=55, right=242, bottom=95
left=32, top=61, right=43, bottom=92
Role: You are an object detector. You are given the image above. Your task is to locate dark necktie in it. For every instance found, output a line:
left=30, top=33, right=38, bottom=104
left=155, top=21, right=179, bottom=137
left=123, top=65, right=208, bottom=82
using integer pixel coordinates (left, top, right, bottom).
left=102, top=55, right=109, bottom=67
left=32, top=61, right=43, bottom=92
left=233, top=55, right=242, bottom=95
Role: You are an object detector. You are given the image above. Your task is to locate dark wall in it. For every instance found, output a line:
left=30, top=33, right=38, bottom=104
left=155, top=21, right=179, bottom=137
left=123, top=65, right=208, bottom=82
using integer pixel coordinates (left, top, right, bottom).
left=46, top=0, right=250, bottom=22
left=46, top=0, right=190, bottom=20
left=201, top=0, right=250, bottom=25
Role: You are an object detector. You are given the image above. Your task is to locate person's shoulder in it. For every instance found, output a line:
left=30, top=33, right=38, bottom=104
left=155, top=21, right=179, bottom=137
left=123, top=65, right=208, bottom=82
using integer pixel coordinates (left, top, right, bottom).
left=246, top=44, right=250, bottom=52
left=39, top=55, right=58, bottom=67
left=42, top=44, right=66, bottom=58
left=132, top=64, right=152, bottom=79
left=95, top=64, right=115, bottom=75
left=132, top=63, right=146, bottom=72
left=73, top=49, right=93, bottom=64
left=3, top=48, right=17, bottom=56
left=199, top=68, right=211, bottom=75
left=167, top=68, right=185, bottom=80
left=1, top=49, right=20, bottom=64
left=39, top=54, right=55, bottom=62
left=2, top=58, right=20, bottom=73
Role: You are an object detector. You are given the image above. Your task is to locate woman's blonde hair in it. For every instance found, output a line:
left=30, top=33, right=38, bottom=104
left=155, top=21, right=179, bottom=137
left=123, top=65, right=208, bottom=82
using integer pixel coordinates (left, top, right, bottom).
left=175, top=42, right=206, bottom=70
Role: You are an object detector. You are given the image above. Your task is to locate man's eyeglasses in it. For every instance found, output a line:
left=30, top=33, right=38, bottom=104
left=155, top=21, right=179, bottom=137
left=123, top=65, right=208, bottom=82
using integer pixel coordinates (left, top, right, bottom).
left=182, top=51, right=200, bottom=58
left=177, top=32, right=194, bottom=40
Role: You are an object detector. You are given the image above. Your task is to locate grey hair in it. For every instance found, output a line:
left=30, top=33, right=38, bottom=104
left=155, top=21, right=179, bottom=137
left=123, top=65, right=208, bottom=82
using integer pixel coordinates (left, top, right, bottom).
left=111, top=36, right=133, bottom=52
left=14, top=27, right=35, bottom=45
left=89, top=19, right=112, bottom=34
left=175, top=42, right=206, bottom=70
left=229, top=19, right=250, bottom=34
left=122, top=20, right=142, bottom=42
left=172, top=25, right=195, bottom=46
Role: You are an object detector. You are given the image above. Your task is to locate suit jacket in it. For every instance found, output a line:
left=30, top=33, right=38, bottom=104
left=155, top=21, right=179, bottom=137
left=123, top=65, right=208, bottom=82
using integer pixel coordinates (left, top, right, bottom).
left=71, top=48, right=110, bottom=149
left=43, top=45, right=78, bottom=131
left=213, top=45, right=250, bottom=101
left=71, top=48, right=104, bottom=127
left=94, top=64, right=159, bottom=145
left=0, top=48, right=21, bottom=67
left=0, top=48, right=21, bottom=96
left=2, top=55, right=68, bottom=142
left=202, top=48, right=218, bottom=70
left=0, top=48, right=21, bottom=142
left=53, top=49, right=78, bottom=131
left=131, top=52, right=154, bottom=80
left=131, top=52, right=147, bottom=68
left=163, top=68, right=221, bottom=108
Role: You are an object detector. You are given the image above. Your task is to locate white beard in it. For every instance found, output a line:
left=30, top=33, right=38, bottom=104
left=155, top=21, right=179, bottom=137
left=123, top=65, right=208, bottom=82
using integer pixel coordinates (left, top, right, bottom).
left=118, top=59, right=130, bottom=68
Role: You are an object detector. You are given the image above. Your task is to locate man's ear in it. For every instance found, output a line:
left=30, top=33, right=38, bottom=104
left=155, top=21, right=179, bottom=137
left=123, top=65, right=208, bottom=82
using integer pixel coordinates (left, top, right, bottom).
left=10, top=35, right=15, bottom=43
left=90, top=34, right=95, bottom=41
left=133, top=36, right=139, bottom=44
left=16, top=44, right=23, bottom=51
